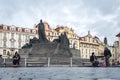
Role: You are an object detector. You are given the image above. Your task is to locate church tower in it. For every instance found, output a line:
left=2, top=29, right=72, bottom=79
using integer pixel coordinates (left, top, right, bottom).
left=104, top=37, right=108, bottom=45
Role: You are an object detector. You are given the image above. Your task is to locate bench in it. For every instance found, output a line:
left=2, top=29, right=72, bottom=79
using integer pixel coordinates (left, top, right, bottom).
left=26, top=62, right=45, bottom=67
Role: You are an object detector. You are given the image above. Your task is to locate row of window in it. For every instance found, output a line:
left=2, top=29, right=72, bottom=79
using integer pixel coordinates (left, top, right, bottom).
left=2, top=32, right=31, bottom=48
left=3, top=32, right=30, bottom=40
left=81, top=48, right=98, bottom=55
left=3, top=41, right=25, bottom=48
left=80, top=44, right=98, bottom=49
left=81, top=37, right=97, bottom=43
left=3, top=50, right=15, bottom=55
left=3, top=26, right=36, bottom=33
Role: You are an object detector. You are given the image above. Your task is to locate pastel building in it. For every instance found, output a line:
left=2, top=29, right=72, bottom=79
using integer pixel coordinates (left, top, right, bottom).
left=0, top=24, right=37, bottom=57
left=109, top=45, right=116, bottom=62
left=54, top=26, right=79, bottom=50
left=116, top=33, right=120, bottom=62
left=0, top=21, right=106, bottom=59
left=79, top=31, right=105, bottom=59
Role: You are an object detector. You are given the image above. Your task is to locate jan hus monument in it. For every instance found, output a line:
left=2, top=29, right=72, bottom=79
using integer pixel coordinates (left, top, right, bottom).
left=20, top=20, right=72, bottom=58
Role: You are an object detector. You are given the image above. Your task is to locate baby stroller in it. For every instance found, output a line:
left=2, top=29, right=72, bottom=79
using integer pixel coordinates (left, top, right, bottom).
left=97, top=56, right=106, bottom=67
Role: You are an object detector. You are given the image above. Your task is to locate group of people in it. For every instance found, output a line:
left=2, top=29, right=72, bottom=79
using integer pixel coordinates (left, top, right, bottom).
left=0, top=47, right=112, bottom=67
left=90, top=47, right=112, bottom=67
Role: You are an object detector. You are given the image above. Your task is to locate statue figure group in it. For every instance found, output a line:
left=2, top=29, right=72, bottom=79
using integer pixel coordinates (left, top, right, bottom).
left=53, top=32, right=70, bottom=47
left=59, top=32, right=70, bottom=47
left=22, top=19, right=69, bottom=48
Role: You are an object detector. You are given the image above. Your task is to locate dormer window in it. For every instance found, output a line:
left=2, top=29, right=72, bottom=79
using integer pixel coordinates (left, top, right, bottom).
left=3, top=25, right=7, bottom=30
left=11, top=26, right=15, bottom=31
left=18, top=28, right=22, bottom=32
left=25, top=28, right=30, bottom=33
left=32, top=30, right=36, bottom=33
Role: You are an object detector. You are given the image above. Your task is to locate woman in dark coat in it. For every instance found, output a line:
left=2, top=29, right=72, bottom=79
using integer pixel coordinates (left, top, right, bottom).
left=13, top=52, right=20, bottom=65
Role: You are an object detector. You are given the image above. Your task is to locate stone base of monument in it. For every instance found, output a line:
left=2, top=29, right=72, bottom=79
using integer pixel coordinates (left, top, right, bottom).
left=70, top=49, right=80, bottom=58
left=29, top=43, right=72, bottom=57
left=19, top=42, right=83, bottom=67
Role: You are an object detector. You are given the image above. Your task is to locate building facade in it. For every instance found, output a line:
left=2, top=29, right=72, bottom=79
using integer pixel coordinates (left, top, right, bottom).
left=113, top=41, right=119, bottom=62
left=116, top=33, right=120, bottom=62
left=54, top=26, right=79, bottom=50
left=79, top=31, right=105, bottom=59
left=109, top=46, right=116, bottom=63
left=0, top=24, right=37, bottom=57
left=0, top=21, right=106, bottom=59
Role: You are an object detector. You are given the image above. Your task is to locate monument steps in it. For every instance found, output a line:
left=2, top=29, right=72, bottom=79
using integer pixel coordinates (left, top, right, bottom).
left=29, top=43, right=72, bottom=57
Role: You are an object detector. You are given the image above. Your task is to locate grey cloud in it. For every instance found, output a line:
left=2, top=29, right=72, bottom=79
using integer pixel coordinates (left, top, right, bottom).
left=82, top=0, right=120, bottom=15
left=0, top=0, right=120, bottom=45
left=86, top=20, right=119, bottom=45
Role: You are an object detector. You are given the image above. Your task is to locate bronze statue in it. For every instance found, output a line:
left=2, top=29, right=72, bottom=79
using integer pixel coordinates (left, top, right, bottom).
left=38, top=20, right=49, bottom=42
left=53, top=32, right=70, bottom=47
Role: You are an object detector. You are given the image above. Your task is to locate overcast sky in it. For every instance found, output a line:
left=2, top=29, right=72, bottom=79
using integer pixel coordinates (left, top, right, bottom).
left=0, top=0, right=120, bottom=45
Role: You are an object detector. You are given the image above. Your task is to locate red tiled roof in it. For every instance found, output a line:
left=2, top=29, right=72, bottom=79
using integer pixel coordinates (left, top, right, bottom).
left=54, top=28, right=60, bottom=32
left=0, top=25, right=3, bottom=29
left=0, top=24, right=37, bottom=34
left=30, top=29, right=32, bottom=33
left=16, top=27, right=18, bottom=31
left=7, top=26, right=10, bottom=30
left=22, top=28, right=25, bottom=32
left=79, top=37, right=84, bottom=41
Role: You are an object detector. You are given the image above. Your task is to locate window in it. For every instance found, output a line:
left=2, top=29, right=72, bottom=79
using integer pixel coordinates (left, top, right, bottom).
left=82, top=49, right=83, bottom=54
left=11, top=50, right=14, bottom=55
left=18, top=28, right=21, bottom=32
left=3, top=26, right=7, bottom=30
left=25, top=29, right=30, bottom=33
left=32, top=30, right=36, bottom=33
left=3, top=32, right=6, bottom=39
left=48, top=33, right=50, bottom=36
left=11, top=42, right=14, bottom=48
left=89, top=37, right=90, bottom=42
left=89, top=50, right=91, bottom=54
left=3, top=50, right=6, bottom=55
left=86, top=49, right=87, bottom=53
left=11, top=33, right=14, bottom=38
left=18, top=34, right=21, bottom=41
left=3, top=41, right=6, bottom=47
left=26, top=35, right=30, bottom=42
left=18, top=42, right=21, bottom=47
left=11, top=27, right=15, bottom=31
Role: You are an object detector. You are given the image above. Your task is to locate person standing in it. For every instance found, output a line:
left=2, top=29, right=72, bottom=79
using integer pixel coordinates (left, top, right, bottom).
left=90, top=52, right=99, bottom=67
left=104, top=47, right=112, bottom=67
left=0, top=55, right=3, bottom=66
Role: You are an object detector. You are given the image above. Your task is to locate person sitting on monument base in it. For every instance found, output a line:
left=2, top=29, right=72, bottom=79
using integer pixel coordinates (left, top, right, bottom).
left=90, top=52, right=99, bottom=67
left=0, top=55, right=3, bottom=66
left=13, top=51, right=20, bottom=66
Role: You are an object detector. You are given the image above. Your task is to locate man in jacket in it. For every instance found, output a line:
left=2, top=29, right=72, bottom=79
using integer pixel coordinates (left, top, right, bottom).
left=104, top=47, right=112, bottom=67
left=90, top=52, right=99, bottom=67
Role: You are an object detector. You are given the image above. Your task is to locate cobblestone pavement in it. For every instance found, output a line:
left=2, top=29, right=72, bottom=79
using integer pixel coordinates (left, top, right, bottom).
left=0, top=67, right=120, bottom=80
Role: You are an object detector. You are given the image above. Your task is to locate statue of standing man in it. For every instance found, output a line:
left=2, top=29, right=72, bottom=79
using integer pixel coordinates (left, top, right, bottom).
left=38, top=20, right=49, bottom=42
